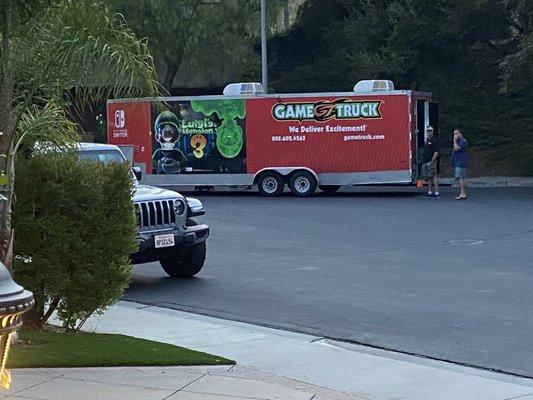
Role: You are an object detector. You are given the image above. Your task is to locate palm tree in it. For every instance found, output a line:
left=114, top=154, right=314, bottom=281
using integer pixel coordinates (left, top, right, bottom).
left=0, top=0, right=159, bottom=269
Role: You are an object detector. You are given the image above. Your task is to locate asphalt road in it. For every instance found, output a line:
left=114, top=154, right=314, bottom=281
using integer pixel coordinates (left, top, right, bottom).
left=124, top=187, right=533, bottom=377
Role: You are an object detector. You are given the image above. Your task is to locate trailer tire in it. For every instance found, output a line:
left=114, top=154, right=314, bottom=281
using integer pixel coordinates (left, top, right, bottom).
left=319, top=185, right=341, bottom=194
left=257, top=172, right=284, bottom=197
left=289, top=171, right=317, bottom=196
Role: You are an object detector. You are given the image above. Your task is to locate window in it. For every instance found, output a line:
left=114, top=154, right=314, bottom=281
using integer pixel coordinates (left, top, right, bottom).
left=77, top=150, right=126, bottom=165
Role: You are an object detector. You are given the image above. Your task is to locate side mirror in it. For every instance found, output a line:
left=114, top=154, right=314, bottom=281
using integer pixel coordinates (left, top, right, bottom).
left=132, top=166, right=142, bottom=181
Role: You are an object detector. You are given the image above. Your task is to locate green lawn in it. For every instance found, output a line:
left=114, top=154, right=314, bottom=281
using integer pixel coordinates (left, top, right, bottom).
left=8, top=330, right=234, bottom=368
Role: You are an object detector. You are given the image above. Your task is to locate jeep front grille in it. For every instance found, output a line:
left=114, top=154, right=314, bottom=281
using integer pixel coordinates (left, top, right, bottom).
left=135, top=200, right=176, bottom=230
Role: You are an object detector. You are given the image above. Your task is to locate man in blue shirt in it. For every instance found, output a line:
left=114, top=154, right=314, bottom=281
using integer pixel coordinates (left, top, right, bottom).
left=452, top=129, right=468, bottom=199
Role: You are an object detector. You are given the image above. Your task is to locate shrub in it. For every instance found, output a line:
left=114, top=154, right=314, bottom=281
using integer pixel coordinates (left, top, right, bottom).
left=13, top=152, right=137, bottom=329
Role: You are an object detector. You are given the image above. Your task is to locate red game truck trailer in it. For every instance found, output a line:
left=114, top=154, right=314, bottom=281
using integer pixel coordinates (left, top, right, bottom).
left=107, top=80, right=438, bottom=196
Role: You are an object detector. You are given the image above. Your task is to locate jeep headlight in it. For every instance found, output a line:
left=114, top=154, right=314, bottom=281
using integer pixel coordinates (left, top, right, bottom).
left=174, top=199, right=186, bottom=216
left=186, top=197, right=205, bottom=217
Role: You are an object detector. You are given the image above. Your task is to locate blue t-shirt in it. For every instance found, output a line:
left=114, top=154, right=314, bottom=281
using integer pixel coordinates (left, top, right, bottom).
left=452, top=138, right=468, bottom=168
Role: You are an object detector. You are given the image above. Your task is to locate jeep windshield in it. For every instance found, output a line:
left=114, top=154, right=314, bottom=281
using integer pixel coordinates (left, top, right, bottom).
left=77, top=150, right=127, bottom=165
left=77, top=149, right=138, bottom=183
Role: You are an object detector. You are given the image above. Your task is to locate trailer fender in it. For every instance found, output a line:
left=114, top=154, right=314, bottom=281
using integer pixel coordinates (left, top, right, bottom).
left=253, top=167, right=319, bottom=184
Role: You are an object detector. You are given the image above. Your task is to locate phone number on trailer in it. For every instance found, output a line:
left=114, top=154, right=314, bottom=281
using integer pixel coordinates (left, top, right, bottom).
left=271, top=135, right=306, bottom=142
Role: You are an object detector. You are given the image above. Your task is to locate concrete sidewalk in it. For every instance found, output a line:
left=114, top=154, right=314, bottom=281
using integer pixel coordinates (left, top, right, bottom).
left=3, top=365, right=359, bottom=400
left=70, top=301, right=533, bottom=400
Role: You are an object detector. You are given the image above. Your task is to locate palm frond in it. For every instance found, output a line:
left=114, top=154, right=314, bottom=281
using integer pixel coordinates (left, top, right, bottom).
left=14, top=102, right=79, bottom=156
left=11, top=0, right=159, bottom=111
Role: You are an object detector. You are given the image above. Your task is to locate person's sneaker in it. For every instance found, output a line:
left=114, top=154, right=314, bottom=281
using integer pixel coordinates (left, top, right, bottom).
left=425, top=192, right=434, bottom=198
left=433, top=192, right=441, bottom=198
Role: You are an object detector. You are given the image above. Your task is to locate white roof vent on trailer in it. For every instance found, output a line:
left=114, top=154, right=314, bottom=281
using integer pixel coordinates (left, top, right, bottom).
left=223, top=82, right=264, bottom=96
left=353, top=80, right=395, bottom=92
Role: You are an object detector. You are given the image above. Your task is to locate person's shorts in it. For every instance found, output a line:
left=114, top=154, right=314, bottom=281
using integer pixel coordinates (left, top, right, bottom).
left=454, top=167, right=467, bottom=179
left=421, top=161, right=437, bottom=178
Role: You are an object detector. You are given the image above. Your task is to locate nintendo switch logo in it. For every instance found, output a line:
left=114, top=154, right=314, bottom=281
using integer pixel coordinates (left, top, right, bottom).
left=114, top=110, right=125, bottom=128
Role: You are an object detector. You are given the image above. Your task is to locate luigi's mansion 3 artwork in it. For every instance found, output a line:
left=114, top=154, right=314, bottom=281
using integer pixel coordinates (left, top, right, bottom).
left=152, top=99, right=246, bottom=174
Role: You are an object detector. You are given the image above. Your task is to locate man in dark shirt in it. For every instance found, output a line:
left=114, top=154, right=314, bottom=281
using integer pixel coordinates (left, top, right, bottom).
left=421, top=126, right=440, bottom=197
left=452, top=129, right=468, bottom=199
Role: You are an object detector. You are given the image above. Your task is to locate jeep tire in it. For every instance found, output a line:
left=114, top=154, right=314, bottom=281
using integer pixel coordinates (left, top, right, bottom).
left=160, top=242, right=206, bottom=278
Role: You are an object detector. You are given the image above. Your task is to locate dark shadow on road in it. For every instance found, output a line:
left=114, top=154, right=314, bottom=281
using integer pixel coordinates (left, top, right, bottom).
left=126, top=259, right=212, bottom=289
left=175, top=190, right=421, bottom=199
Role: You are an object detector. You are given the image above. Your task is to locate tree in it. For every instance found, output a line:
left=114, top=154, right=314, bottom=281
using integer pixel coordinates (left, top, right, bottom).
left=0, top=0, right=158, bottom=268
left=268, top=0, right=348, bottom=91
left=113, top=0, right=287, bottom=91
left=268, top=0, right=533, bottom=175
left=501, top=0, right=533, bottom=94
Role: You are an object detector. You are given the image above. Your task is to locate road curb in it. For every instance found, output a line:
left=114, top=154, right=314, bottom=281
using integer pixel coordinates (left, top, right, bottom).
left=439, top=177, right=533, bottom=187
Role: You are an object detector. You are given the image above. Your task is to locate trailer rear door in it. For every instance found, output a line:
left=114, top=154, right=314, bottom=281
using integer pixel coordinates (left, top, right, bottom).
left=415, top=99, right=439, bottom=178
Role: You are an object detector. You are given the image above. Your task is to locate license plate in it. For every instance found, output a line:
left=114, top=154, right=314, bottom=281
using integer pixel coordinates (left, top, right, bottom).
left=154, top=234, right=175, bottom=248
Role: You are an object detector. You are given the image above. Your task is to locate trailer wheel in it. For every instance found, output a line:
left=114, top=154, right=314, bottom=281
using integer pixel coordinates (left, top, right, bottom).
left=257, top=172, right=284, bottom=196
left=319, top=185, right=341, bottom=194
left=289, top=171, right=317, bottom=196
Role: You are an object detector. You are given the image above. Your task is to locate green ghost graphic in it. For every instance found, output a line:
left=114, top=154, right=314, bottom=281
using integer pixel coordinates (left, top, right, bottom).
left=190, top=99, right=246, bottom=158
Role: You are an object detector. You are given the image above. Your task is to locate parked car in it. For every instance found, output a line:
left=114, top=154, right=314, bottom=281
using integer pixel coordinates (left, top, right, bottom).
left=77, top=143, right=209, bottom=278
